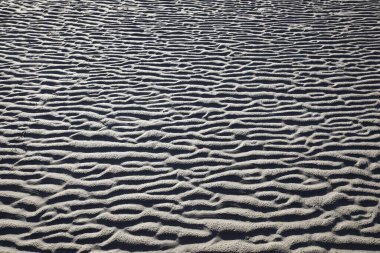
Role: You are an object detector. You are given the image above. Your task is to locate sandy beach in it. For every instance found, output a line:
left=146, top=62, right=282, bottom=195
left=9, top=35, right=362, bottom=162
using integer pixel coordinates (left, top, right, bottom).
left=1, top=0, right=380, bottom=252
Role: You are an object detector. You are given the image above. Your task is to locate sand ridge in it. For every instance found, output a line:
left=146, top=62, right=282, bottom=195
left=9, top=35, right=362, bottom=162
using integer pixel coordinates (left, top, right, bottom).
left=0, top=0, right=380, bottom=252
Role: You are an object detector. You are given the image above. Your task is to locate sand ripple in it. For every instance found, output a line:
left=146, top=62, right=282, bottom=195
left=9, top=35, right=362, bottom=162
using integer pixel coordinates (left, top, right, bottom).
left=1, top=0, right=380, bottom=252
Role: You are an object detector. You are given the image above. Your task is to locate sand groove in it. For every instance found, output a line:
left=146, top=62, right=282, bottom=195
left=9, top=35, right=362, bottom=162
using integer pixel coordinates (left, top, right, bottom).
left=1, top=0, right=380, bottom=252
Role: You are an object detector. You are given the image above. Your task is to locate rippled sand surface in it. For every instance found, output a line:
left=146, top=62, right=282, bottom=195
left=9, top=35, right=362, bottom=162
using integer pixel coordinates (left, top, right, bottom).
left=1, top=0, right=380, bottom=252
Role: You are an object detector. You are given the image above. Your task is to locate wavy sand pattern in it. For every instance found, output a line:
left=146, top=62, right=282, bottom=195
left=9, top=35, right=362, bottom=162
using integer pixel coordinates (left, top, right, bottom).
left=1, top=0, right=380, bottom=252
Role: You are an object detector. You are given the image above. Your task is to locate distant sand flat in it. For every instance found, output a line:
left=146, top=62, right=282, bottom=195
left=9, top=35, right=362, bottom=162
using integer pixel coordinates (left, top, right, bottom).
left=0, top=0, right=380, bottom=252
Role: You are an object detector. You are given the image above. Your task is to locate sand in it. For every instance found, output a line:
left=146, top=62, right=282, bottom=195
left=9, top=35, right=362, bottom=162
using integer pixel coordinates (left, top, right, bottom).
left=0, top=0, right=380, bottom=252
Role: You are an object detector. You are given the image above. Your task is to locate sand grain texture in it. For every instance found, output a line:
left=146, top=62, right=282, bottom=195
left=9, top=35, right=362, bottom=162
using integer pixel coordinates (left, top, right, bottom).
left=1, top=0, right=380, bottom=252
